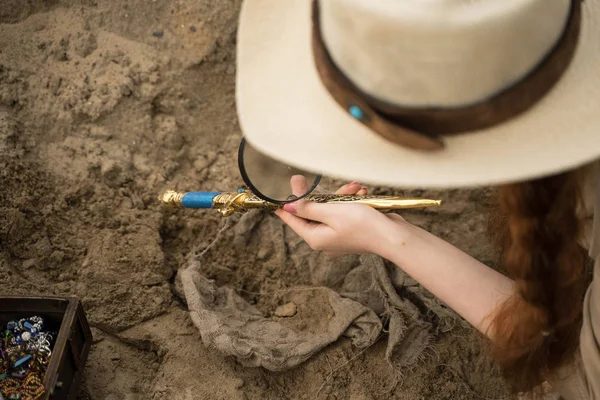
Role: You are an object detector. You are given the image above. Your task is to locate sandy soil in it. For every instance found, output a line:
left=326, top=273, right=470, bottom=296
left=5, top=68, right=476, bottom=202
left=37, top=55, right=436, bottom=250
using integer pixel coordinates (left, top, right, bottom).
left=0, top=1, right=516, bottom=399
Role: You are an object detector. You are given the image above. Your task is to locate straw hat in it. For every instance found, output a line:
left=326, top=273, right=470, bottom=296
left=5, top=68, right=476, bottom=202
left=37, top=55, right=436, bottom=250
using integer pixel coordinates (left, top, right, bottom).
left=236, top=0, right=600, bottom=188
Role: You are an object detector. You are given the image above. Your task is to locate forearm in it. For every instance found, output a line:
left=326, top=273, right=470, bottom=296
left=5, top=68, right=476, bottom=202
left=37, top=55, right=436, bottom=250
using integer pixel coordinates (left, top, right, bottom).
left=376, top=220, right=514, bottom=336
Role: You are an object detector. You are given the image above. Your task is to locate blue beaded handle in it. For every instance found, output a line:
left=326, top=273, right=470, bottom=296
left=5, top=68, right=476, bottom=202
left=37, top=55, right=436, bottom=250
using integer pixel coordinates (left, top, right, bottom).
left=180, top=192, right=222, bottom=209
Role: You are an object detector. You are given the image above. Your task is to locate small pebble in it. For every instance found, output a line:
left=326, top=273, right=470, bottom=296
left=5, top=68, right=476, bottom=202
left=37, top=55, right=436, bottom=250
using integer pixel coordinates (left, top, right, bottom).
left=233, top=378, right=244, bottom=389
left=152, top=30, right=164, bottom=38
left=189, top=25, right=197, bottom=32
left=274, top=302, right=297, bottom=318
left=256, top=246, right=271, bottom=260
left=120, top=84, right=132, bottom=96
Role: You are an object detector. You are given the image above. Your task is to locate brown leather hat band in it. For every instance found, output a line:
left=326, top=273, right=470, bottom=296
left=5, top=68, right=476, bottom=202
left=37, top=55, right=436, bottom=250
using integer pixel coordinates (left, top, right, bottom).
left=311, top=0, right=581, bottom=151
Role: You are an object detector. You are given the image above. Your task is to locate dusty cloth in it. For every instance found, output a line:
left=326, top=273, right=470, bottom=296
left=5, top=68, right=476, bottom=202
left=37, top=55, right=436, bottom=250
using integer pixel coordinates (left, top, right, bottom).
left=179, top=212, right=456, bottom=371
left=340, top=256, right=455, bottom=368
left=550, top=160, right=600, bottom=400
left=181, top=260, right=382, bottom=370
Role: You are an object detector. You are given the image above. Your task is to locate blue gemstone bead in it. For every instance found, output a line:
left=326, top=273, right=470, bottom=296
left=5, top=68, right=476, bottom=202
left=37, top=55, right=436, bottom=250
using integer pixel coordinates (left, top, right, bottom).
left=7, top=322, right=16, bottom=331
left=237, top=188, right=245, bottom=193
left=13, top=354, right=32, bottom=368
left=349, top=105, right=365, bottom=120
left=23, top=322, right=33, bottom=330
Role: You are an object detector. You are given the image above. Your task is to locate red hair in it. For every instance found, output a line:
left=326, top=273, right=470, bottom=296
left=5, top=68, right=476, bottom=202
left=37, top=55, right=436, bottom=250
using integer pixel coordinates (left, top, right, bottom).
left=488, top=170, right=588, bottom=392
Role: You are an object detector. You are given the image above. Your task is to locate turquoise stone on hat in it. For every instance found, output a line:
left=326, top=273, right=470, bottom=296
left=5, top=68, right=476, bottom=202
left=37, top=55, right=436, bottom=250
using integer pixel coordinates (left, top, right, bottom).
left=349, top=105, right=365, bottom=120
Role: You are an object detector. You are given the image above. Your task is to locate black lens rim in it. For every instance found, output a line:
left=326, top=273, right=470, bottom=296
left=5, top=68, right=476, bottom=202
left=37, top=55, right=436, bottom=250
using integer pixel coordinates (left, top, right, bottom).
left=238, top=138, right=322, bottom=204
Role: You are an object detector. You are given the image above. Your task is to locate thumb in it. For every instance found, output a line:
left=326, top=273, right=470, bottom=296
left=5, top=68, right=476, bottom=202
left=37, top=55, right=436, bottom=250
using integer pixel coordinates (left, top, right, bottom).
left=290, top=175, right=309, bottom=197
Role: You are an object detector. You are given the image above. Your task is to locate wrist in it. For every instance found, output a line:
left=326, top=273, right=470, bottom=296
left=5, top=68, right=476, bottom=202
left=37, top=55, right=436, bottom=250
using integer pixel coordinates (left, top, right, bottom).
left=370, top=215, right=413, bottom=260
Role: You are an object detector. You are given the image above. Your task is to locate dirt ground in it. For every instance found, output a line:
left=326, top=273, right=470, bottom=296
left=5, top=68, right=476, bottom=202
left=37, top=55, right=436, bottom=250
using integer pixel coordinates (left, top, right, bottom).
left=0, top=1, right=517, bottom=399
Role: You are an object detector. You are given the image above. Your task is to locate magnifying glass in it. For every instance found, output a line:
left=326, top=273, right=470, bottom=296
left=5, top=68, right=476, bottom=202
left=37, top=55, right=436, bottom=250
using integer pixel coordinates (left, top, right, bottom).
left=238, top=138, right=322, bottom=204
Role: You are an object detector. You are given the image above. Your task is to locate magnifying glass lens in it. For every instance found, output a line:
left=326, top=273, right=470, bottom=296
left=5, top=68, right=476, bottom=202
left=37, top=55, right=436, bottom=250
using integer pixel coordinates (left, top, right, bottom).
left=238, top=138, right=322, bottom=204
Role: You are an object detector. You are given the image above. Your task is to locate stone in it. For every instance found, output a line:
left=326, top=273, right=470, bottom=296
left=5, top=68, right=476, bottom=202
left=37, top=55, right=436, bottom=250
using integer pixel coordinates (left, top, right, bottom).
left=256, top=246, right=271, bottom=260
left=274, top=302, right=297, bottom=318
left=232, top=378, right=244, bottom=389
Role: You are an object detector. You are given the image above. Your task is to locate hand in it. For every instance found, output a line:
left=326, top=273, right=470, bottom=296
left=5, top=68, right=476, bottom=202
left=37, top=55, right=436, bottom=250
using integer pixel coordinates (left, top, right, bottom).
left=275, top=177, right=405, bottom=256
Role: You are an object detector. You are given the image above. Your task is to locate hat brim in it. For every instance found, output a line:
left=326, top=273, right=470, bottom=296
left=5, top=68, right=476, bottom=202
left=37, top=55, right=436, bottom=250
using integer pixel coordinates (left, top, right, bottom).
left=236, top=0, right=600, bottom=188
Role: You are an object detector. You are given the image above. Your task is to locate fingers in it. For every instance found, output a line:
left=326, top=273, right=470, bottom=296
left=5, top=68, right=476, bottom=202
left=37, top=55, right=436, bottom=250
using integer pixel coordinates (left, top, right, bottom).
left=275, top=208, right=314, bottom=235
left=335, top=181, right=361, bottom=195
left=387, top=213, right=406, bottom=223
left=288, top=200, right=337, bottom=224
left=275, top=209, right=334, bottom=250
left=336, top=182, right=368, bottom=196
left=290, top=175, right=310, bottom=197
left=294, top=178, right=368, bottom=198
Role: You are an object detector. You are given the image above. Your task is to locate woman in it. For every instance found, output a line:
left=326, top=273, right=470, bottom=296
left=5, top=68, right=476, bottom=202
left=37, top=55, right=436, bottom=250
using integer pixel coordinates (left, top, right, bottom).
left=234, top=0, right=600, bottom=398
